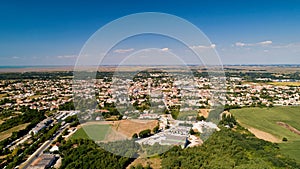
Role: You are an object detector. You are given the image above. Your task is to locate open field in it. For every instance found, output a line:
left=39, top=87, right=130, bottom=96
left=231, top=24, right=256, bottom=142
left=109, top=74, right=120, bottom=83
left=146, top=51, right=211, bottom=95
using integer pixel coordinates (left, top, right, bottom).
left=71, top=120, right=158, bottom=142
left=70, top=124, right=110, bottom=141
left=112, top=120, right=157, bottom=137
left=126, top=156, right=161, bottom=169
left=268, top=81, right=300, bottom=87
left=199, top=109, right=210, bottom=118
left=232, top=106, right=300, bottom=163
left=0, top=93, right=6, bottom=99
left=0, top=123, right=30, bottom=141
left=28, top=94, right=42, bottom=99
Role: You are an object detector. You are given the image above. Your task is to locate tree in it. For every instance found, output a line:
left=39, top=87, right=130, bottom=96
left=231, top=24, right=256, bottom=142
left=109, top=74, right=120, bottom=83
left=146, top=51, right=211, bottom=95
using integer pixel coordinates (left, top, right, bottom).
left=132, top=133, right=138, bottom=139
left=152, top=125, right=159, bottom=133
left=139, top=129, right=151, bottom=138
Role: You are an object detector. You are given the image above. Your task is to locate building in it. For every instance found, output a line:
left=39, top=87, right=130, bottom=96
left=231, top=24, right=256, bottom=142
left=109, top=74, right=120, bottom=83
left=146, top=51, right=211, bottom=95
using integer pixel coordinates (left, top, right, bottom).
left=28, top=153, right=56, bottom=169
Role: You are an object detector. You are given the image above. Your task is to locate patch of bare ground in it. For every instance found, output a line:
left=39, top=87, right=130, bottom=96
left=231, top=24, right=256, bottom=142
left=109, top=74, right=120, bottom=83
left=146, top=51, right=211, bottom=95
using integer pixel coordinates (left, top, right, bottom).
left=126, top=157, right=161, bottom=169
left=111, top=120, right=158, bottom=138
left=248, top=127, right=281, bottom=143
left=277, top=122, right=300, bottom=136
left=199, top=109, right=210, bottom=118
left=80, top=120, right=158, bottom=139
left=102, top=127, right=127, bottom=142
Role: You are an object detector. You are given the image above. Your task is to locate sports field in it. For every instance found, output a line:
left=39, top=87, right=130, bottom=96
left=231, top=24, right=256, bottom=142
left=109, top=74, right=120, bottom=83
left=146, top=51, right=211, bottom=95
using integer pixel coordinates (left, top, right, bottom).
left=232, top=106, right=300, bottom=163
left=71, top=124, right=110, bottom=141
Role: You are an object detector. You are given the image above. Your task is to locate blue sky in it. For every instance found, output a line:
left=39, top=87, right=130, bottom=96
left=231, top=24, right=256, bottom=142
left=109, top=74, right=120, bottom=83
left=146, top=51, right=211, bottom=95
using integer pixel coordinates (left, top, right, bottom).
left=1, top=0, right=300, bottom=65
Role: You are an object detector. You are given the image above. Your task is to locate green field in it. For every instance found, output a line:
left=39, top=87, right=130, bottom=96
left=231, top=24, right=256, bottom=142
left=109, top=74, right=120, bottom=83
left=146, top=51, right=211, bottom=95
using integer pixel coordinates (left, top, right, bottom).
left=232, top=106, right=300, bottom=163
left=0, top=123, right=30, bottom=141
left=71, top=124, right=110, bottom=141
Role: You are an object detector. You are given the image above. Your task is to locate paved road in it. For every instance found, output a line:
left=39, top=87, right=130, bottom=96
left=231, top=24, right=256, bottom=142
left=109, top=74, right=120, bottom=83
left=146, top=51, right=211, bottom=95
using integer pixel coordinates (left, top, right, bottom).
left=20, top=123, right=69, bottom=169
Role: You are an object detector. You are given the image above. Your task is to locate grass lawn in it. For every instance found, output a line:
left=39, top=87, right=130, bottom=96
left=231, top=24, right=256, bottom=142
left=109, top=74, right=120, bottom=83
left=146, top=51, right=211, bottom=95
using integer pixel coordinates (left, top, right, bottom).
left=232, top=106, right=300, bottom=163
left=71, top=124, right=110, bottom=141
left=0, top=123, right=30, bottom=141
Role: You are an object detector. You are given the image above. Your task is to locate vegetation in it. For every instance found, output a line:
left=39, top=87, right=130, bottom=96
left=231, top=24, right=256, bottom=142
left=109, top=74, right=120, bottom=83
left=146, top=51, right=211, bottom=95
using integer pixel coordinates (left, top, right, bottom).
left=71, top=124, right=110, bottom=141
left=0, top=123, right=29, bottom=141
left=139, top=129, right=152, bottom=138
left=232, top=106, right=300, bottom=163
left=2, top=123, right=61, bottom=169
left=161, top=127, right=300, bottom=169
left=0, top=107, right=45, bottom=132
left=219, top=113, right=237, bottom=128
left=0, top=71, right=73, bottom=80
left=59, top=101, right=75, bottom=111
left=59, top=139, right=134, bottom=169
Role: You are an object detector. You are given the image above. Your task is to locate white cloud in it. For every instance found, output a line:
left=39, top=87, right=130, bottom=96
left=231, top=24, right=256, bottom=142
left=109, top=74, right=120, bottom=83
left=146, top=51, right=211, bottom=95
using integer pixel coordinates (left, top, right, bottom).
left=57, top=55, right=77, bottom=59
left=271, top=42, right=300, bottom=49
left=258, top=40, right=272, bottom=45
left=235, top=40, right=272, bottom=47
left=190, top=44, right=216, bottom=49
left=235, top=42, right=246, bottom=47
left=161, top=47, right=169, bottom=51
left=113, top=48, right=134, bottom=54
left=12, top=56, right=20, bottom=59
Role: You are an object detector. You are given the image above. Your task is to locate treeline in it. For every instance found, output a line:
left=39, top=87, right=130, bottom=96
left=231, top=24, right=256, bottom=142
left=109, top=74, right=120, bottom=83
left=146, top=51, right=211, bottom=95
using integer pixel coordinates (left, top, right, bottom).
left=0, top=71, right=73, bottom=80
left=56, top=121, right=300, bottom=168
left=59, top=101, right=75, bottom=111
left=161, top=127, right=300, bottom=169
left=0, top=107, right=45, bottom=132
left=59, top=139, right=135, bottom=169
left=3, top=123, right=61, bottom=169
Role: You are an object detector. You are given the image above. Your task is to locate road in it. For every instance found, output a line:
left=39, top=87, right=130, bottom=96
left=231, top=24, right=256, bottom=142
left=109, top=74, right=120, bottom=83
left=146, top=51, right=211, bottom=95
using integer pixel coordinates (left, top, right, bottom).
left=20, top=123, right=69, bottom=169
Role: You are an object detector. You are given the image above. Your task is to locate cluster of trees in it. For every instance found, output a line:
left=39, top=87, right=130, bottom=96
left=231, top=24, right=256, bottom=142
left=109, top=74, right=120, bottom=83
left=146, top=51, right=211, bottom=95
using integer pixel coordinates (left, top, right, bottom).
left=138, top=129, right=152, bottom=138
left=59, top=139, right=135, bottom=169
left=133, top=124, right=159, bottom=139
left=55, top=115, right=300, bottom=169
left=2, top=123, right=61, bottom=169
left=219, top=113, right=237, bottom=128
left=0, top=107, right=45, bottom=132
left=161, top=127, right=300, bottom=169
left=59, top=101, right=75, bottom=111
left=0, top=98, right=16, bottom=105
left=0, top=71, right=73, bottom=80
left=167, top=105, right=180, bottom=120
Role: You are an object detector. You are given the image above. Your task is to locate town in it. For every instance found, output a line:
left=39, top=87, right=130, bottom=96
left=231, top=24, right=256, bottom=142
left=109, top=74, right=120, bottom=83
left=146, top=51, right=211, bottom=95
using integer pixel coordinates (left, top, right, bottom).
left=0, top=67, right=300, bottom=168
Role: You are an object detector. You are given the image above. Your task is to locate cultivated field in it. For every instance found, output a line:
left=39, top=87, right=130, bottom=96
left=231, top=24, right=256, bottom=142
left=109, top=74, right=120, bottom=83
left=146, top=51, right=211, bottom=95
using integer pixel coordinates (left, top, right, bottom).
left=0, top=123, right=30, bottom=141
left=232, top=106, right=300, bottom=163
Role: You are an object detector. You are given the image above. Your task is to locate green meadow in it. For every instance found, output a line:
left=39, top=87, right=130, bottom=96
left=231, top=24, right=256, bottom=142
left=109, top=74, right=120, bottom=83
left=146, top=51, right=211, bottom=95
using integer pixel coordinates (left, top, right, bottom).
left=71, top=124, right=110, bottom=141
left=232, top=106, right=300, bottom=163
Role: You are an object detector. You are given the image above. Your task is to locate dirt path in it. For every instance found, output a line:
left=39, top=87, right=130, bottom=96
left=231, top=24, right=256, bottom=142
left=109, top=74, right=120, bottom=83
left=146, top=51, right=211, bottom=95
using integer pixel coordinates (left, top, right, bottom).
left=126, top=157, right=161, bottom=169
left=277, top=122, right=300, bottom=136
left=248, top=127, right=281, bottom=143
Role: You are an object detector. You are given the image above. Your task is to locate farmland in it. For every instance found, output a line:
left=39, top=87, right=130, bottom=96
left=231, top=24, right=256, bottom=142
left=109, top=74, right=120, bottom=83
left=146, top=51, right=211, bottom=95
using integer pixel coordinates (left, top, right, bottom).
left=232, top=106, right=300, bottom=163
